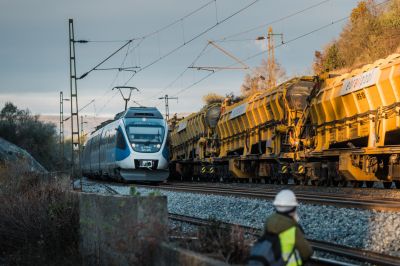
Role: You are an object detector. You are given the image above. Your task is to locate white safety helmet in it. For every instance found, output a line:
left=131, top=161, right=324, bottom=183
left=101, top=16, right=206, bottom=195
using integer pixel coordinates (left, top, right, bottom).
left=273, top=189, right=298, bottom=213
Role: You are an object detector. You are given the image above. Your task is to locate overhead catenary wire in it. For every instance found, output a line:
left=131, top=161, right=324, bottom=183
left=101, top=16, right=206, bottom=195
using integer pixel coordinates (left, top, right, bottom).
left=82, top=38, right=134, bottom=117
left=79, top=0, right=258, bottom=116
left=170, top=0, right=391, bottom=97
left=63, top=99, right=96, bottom=121
left=140, top=0, right=216, bottom=40
left=122, top=0, right=260, bottom=85
left=145, top=42, right=211, bottom=100
left=78, top=40, right=134, bottom=79
left=78, top=0, right=216, bottom=80
left=147, top=0, right=335, bottom=102
left=96, top=90, right=120, bottom=115
left=217, top=0, right=332, bottom=42
left=78, top=40, right=131, bottom=43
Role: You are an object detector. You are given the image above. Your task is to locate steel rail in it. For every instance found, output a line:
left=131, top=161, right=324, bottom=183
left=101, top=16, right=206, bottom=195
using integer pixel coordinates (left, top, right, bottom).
left=81, top=179, right=121, bottom=195
left=137, top=183, right=400, bottom=211
left=169, top=213, right=400, bottom=266
left=164, top=182, right=398, bottom=202
left=102, top=184, right=119, bottom=195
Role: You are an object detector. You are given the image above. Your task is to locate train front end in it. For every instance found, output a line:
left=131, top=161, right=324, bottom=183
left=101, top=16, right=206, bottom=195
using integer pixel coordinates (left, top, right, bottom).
left=117, top=107, right=169, bottom=182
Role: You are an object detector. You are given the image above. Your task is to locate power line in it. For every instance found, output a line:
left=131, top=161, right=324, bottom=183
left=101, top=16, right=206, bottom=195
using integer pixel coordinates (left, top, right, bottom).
left=95, top=0, right=260, bottom=113
left=96, top=90, right=120, bottom=115
left=170, top=0, right=391, bottom=97
left=123, top=0, right=260, bottom=85
left=144, top=0, right=333, bottom=102
left=81, top=38, right=134, bottom=117
left=79, top=39, right=131, bottom=43
left=145, top=43, right=211, bottom=100
left=240, top=0, right=391, bottom=63
left=78, top=40, right=133, bottom=79
left=76, top=0, right=235, bottom=116
left=141, top=0, right=216, bottom=40
left=217, top=0, right=332, bottom=42
left=77, top=0, right=216, bottom=80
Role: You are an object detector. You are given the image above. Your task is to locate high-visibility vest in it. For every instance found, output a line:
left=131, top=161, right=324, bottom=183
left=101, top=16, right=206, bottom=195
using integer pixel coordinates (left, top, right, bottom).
left=279, top=227, right=302, bottom=266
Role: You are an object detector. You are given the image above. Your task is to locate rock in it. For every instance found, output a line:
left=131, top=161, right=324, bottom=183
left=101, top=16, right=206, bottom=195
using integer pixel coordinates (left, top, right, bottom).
left=0, top=137, right=47, bottom=174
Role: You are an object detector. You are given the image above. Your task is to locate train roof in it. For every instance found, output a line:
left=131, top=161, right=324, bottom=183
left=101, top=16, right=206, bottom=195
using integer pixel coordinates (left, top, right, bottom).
left=92, top=107, right=163, bottom=133
left=124, top=107, right=163, bottom=119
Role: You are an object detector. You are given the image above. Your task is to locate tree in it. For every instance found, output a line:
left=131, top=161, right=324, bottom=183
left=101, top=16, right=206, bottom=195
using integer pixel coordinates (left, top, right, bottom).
left=240, top=59, right=286, bottom=96
left=0, top=102, right=61, bottom=171
left=313, top=0, right=400, bottom=73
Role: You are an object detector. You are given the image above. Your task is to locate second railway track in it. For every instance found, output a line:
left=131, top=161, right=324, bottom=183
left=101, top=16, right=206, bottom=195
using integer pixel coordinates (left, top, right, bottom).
left=169, top=213, right=400, bottom=266
left=138, top=182, right=400, bottom=211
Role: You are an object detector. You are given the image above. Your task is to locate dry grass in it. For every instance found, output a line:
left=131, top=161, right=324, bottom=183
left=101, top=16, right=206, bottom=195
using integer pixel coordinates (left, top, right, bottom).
left=202, top=93, right=225, bottom=105
left=196, top=218, right=251, bottom=264
left=0, top=169, right=80, bottom=265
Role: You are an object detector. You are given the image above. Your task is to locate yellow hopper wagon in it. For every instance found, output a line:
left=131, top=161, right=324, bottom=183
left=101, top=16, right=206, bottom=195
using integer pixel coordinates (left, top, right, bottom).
left=169, top=53, right=400, bottom=189
left=308, top=54, right=400, bottom=188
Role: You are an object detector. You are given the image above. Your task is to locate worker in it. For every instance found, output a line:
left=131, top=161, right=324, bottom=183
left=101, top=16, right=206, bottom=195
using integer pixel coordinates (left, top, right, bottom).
left=263, top=189, right=313, bottom=265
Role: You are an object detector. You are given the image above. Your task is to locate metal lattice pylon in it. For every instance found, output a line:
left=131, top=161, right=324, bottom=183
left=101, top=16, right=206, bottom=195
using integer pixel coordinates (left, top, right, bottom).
left=59, top=91, right=65, bottom=167
left=68, top=19, right=81, bottom=179
left=158, top=94, right=178, bottom=121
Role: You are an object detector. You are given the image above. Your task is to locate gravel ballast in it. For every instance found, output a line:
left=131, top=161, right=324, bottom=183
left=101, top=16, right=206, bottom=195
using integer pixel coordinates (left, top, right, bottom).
left=81, top=180, right=400, bottom=258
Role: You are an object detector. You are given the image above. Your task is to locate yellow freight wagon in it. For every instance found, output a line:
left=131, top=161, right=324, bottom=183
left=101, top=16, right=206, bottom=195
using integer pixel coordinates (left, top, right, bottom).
left=169, top=53, right=400, bottom=189
left=169, top=103, right=221, bottom=179
left=309, top=53, right=400, bottom=188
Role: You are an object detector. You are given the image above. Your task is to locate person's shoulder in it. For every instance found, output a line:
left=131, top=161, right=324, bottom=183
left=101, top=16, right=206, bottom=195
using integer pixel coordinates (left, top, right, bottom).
left=265, top=213, right=296, bottom=233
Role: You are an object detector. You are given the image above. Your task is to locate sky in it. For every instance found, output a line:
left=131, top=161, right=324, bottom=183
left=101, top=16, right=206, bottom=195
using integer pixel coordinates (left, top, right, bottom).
left=0, top=0, right=361, bottom=121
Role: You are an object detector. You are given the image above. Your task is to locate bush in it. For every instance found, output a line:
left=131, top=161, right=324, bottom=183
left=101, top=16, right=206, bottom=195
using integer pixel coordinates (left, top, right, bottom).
left=0, top=174, right=80, bottom=265
left=202, top=93, right=225, bottom=105
left=197, top=218, right=251, bottom=264
left=0, top=102, right=62, bottom=171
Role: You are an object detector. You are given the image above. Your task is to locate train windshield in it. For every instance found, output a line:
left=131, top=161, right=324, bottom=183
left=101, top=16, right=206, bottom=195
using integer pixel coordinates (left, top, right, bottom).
left=127, top=126, right=164, bottom=143
left=124, top=118, right=165, bottom=152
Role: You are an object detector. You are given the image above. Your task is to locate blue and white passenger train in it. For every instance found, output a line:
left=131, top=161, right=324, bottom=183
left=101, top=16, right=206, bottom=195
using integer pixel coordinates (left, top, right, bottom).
left=81, top=107, right=169, bottom=182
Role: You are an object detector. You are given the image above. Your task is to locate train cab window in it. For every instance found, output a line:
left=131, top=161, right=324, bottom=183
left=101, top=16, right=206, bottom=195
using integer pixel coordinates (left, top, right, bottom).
left=124, top=117, right=165, bottom=153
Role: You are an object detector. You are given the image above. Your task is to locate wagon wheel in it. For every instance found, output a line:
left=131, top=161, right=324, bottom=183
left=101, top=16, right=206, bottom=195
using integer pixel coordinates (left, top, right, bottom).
left=281, top=176, right=289, bottom=185
left=365, top=181, right=374, bottom=188
left=351, top=181, right=362, bottom=188
left=331, top=180, right=339, bottom=187
left=383, top=182, right=393, bottom=189
left=301, top=178, right=309, bottom=186
left=324, top=178, right=332, bottom=187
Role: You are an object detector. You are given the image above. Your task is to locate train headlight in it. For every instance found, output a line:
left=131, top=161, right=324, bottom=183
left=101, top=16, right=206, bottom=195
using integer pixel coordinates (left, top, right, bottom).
left=156, top=144, right=161, bottom=149
left=131, top=143, right=136, bottom=148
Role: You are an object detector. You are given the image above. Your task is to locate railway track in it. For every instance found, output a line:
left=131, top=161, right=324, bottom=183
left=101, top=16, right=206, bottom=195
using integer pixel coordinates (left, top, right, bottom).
left=137, top=182, right=400, bottom=211
left=169, top=213, right=400, bottom=266
left=82, top=179, right=400, bottom=264
left=81, top=179, right=121, bottom=195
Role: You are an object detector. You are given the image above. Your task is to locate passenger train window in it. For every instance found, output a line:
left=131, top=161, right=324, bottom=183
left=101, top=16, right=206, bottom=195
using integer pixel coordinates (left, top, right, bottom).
left=116, top=129, right=126, bottom=149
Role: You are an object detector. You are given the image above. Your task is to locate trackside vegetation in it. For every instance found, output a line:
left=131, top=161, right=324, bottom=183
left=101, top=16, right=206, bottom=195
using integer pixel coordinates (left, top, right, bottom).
left=0, top=102, right=65, bottom=171
left=313, top=0, right=400, bottom=74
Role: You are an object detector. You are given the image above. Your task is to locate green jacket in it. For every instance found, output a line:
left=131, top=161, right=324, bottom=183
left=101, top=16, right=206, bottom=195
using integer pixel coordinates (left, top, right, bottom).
left=263, top=213, right=313, bottom=262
